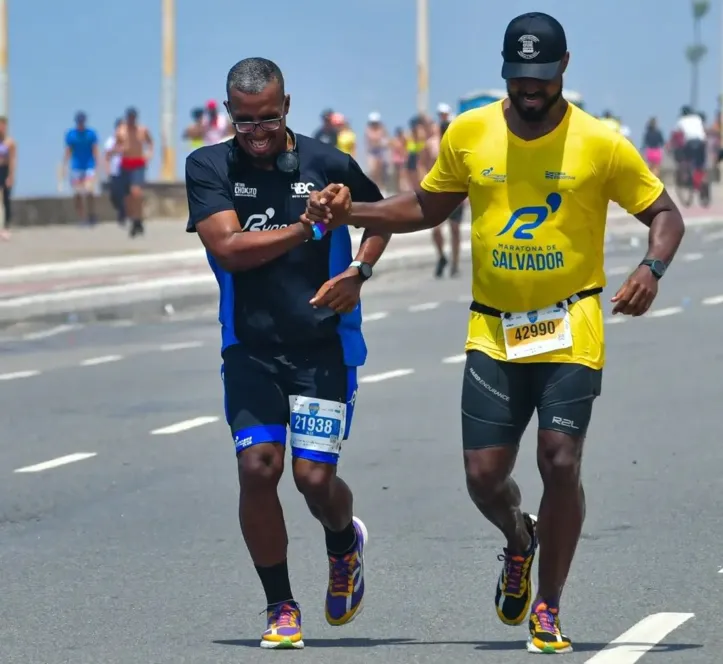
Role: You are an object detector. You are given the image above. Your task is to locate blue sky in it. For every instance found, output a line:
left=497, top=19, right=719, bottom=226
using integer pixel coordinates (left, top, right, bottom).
left=9, top=0, right=723, bottom=196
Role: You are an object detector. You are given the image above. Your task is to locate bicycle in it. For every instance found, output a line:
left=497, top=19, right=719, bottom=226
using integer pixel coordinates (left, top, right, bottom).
left=674, top=156, right=710, bottom=208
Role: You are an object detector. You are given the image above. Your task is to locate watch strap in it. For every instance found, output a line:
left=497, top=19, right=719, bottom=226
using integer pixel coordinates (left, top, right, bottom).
left=640, top=258, right=666, bottom=279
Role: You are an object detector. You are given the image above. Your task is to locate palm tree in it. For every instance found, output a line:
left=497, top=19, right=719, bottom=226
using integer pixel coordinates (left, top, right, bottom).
left=686, top=0, right=710, bottom=109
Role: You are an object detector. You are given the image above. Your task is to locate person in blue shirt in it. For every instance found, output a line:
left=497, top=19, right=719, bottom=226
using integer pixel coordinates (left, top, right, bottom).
left=63, top=112, right=99, bottom=225
left=185, top=57, right=390, bottom=650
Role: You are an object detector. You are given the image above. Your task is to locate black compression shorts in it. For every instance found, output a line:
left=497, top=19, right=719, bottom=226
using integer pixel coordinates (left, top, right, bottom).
left=461, top=350, right=602, bottom=448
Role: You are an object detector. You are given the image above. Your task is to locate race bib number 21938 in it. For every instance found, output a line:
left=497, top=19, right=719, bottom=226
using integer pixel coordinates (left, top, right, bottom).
left=501, top=303, right=572, bottom=360
left=288, top=395, right=346, bottom=455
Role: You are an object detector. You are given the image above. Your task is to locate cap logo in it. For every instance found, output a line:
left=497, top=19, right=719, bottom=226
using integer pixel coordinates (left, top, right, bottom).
left=518, top=34, right=540, bottom=60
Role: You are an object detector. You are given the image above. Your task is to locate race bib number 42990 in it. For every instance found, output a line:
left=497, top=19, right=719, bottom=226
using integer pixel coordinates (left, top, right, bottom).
left=501, top=303, right=572, bottom=360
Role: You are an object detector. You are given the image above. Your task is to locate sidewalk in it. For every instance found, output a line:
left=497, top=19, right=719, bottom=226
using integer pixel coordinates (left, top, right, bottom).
left=1, top=199, right=722, bottom=327
left=0, top=219, right=467, bottom=326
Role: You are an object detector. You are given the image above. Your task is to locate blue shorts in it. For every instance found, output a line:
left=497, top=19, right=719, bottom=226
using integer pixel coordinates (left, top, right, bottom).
left=221, top=342, right=358, bottom=465
left=70, top=168, right=95, bottom=184
left=120, top=166, right=146, bottom=193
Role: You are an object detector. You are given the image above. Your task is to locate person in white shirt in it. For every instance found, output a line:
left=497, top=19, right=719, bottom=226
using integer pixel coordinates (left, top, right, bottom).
left=675, top=105, right=707, bottom=173
left=104, top=118, right=125, bottom=224
left=202, top=100, right=233, bottom=145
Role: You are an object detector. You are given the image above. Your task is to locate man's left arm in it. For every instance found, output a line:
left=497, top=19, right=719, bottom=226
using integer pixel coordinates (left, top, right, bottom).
left=144, top=128, right=154, bottom=163
left=7, top=139, right=16, bottom=188
left=309, top=156, right=390, bottom=311
left=605, top=137, right=686, bottom=316
left=634, top=190, right=685, bottom=265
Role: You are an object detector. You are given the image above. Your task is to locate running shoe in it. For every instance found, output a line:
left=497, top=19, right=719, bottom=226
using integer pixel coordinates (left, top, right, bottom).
left=325, top=516, right=368, bottom=626
left=495, top=513, right=538, bottom=625
left=527, top=600, right=573, bottom=654
left=260, top=601, right=304, bottom=649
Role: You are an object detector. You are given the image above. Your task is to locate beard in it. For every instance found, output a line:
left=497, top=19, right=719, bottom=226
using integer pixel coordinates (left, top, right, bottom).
left=508, top=85, right=563, bottom=122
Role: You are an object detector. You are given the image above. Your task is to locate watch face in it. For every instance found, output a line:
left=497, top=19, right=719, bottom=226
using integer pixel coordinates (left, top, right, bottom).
left=360, top=263, right=372, bottom=279
left=652, top=260, right=666, bottom=277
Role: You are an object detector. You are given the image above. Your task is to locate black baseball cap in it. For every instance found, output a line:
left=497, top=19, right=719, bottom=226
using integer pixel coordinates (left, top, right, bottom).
left=501, top=12, right=567, bottom=81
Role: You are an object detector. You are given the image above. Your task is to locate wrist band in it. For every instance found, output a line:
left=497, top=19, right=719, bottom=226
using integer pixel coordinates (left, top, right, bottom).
left=311, top=222, right=327, bottom=240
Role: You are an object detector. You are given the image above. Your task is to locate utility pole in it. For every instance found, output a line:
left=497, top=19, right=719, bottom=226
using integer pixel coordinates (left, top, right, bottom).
left=160, top=0, right=176, bottom=181
left=0, top=0, right=9, bottom=119
left=416, top=0, right=429, bottom=115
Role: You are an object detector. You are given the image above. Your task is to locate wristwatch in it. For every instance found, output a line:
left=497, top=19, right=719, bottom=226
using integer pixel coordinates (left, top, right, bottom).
left=349, top=260, right=373, bottom=281
left=639, top=258, right=667, bottom=280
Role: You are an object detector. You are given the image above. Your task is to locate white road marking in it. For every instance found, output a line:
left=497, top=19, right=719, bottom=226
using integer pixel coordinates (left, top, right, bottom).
left=584, top=612, right=694, bottom=663
left=14, top=452, right=97, bottom=473
left=703, top=230, right=723, bottom=241
left=408, top=302, right=440, bottom=312
left=442, top=354, right=467, bottom=364
left=682, top=252, right=703, bottom=261
left=607, top=265, right=631, bottom=275
left=364, top=311, right=389, bottom=322
left=160, top=341, right=204, bottom=352
left=360, top=369, right=414, bottom=383
left=151, top=416, right=219, bottom=435
left=80, top=354, right=123, bottom=366
left=0, top=370, right=40, bottom=381
left=647, top=306, right=683, bottom=318
left=718, top=567, right=723, bottom=573
left=22, top=324, right=80, bottom=340
left=107, top=320, right=135, bottom=328
left=456, top=295, right=470, bottom=303
left=605, top=317, right=626, bottom=324
left=161, top=308, right=217, bottom=323
left=702, top=294, right=723, bottom=306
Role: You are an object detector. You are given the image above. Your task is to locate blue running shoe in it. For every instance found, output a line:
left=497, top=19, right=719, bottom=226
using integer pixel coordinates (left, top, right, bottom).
left=325, top=516, right=368, bottom=626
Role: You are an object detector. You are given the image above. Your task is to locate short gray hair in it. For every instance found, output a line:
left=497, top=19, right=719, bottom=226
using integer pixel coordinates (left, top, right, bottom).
left=226, top=57, right=285, bottom=96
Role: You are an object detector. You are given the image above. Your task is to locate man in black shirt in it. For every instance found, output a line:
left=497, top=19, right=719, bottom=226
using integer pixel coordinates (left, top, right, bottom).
left=185, top=57, right=390, bottom=650
left=313, top=109, right=338, bottom=147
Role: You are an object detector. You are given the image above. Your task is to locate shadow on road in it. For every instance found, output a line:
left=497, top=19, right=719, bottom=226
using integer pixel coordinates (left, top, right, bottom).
left=214, top=637, right=703, bottom=653
left=214, top=637, right=416, bottom=648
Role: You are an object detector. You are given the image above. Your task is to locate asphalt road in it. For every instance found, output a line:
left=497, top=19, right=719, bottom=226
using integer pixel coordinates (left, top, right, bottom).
left=2, top=225, right=723, bottom=663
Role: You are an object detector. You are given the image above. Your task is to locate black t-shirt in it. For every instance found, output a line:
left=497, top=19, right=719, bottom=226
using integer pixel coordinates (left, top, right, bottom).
left=313, top=127, right=338, bottom=147
left=185, top=133, right=382, bottom=363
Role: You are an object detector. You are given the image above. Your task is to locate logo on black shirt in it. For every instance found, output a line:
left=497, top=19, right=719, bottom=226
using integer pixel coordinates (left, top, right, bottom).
left=234, top=182, right=257, bottom=197
left=242, top=207, right=289, bottom=232
left=290, top=181, right=315, bottom=198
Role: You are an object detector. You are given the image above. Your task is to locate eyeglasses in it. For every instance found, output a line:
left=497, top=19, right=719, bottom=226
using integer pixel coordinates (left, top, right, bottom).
left=229, top=116, right=283, bottom=134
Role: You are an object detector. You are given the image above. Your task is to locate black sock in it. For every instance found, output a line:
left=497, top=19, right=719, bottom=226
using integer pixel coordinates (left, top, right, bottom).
left=324, top=521, right=357, bottom=555
left=254, top=560, right=294, bottom=607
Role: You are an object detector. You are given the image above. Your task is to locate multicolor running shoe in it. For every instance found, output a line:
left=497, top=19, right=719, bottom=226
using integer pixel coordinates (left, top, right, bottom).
left=527, top=600, right=573, bottom=654
left=260, top=601, right=304, bottom=650
left=495, top=513, right=538, bottom=625
left=325, top=516, right=368, bottom=626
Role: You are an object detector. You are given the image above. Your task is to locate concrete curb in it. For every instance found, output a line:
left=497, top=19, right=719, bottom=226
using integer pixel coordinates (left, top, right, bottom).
left=0, top=241, right=469, bottom=327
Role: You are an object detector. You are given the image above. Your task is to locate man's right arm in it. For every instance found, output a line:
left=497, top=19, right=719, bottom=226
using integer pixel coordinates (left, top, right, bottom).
left=186, top=153, right=313, bottom=272
left=348, top=127, right=467, bottom=234
left=349, top=190, right=466, bottom=234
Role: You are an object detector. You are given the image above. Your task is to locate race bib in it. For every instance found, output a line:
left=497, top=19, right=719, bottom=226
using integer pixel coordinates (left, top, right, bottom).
left=288, top=395, right=346, bottom=455
left=501, top=303, right=572, bottom=360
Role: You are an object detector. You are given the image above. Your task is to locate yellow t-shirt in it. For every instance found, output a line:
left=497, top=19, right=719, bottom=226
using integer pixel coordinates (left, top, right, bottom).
left=421, top=101, right=664, bottom=370
left=336, top=129, right=356, bottom=155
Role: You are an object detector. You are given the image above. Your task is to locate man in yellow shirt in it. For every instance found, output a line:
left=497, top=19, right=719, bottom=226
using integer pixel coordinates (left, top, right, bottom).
left=302, top=11, right=685, bottom=655
left=335, top=116, right=357, bottom=157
